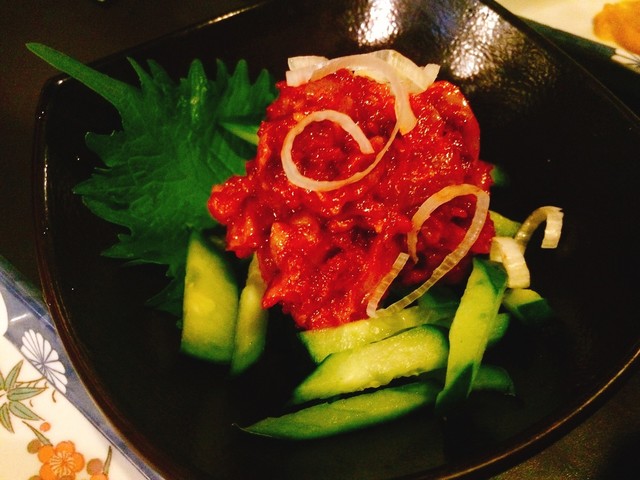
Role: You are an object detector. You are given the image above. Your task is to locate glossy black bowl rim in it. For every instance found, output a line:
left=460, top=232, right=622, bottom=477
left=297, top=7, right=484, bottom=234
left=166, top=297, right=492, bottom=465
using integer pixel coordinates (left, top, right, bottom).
left=30, top=1, right=640, bottom=478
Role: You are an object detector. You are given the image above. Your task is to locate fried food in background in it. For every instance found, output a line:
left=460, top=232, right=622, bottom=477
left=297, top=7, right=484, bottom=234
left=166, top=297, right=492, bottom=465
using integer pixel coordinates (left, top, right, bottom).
left=593, top=1, right=640, bottom=54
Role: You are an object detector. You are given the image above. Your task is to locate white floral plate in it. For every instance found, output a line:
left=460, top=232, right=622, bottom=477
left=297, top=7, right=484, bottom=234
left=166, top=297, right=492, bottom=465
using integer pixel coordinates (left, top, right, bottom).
left=0, top=255, right=161, bottom=480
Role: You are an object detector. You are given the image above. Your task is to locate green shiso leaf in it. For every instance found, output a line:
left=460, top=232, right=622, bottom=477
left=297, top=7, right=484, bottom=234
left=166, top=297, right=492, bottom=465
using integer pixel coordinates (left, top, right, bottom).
left=27, top=43, right=277, bottom=315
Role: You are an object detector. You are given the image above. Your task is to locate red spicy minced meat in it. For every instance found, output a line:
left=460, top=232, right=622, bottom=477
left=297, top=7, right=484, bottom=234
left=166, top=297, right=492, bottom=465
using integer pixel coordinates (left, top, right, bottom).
left=208, top=69, right=495, bottom=330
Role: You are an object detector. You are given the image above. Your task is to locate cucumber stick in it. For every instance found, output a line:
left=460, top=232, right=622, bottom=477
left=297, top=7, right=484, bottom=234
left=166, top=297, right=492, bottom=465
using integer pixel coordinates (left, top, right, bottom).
left=181, top=235, right=269, bottom=371
left=299, top=307, right=423, bottom=364
left=231, top=254, right=268, bottom=375
left=181, top=231, right=239, bottom=362
left=473, top=364, right=515, bottom=395
left=293, top=325, right=448, bottom=404
left=244, top=382, right=440, bottom=440
left=487, top=312, right=510, bottom=347
left=436, top=258, right=508, bottom=413
left=243, top=364, right=514, bottom=440
left=502, top=288, right=552, bottom=324
left=299, top=287, right=457, bottom=364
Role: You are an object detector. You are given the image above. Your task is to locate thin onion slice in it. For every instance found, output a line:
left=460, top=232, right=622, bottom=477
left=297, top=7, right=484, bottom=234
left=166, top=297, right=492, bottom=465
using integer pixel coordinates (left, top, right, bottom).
left=370, top=49, right=440, bottom=93
left=490, top=236, right=530, bottom=288
left=286, top=67, right=319, bottom=87
left=423, top=63, right=440, bottom=87
left=287, top=55, right=329, bottom=71
left=514, top=206, right=564, bottom=249
left=281, top=110, right=399, bottom=192
left=490, top=206, right=563, bottom=288
left=310, top=54, right=417, bottom=134
left=407, top=184, right=489, bottom=261
left=366, top=253, right=410, bottom=317
left=286, top=56, right=329, bottom=87
left=367, top=184, right=490, bottom=316
left=285, top=55, right=329, bottom=87
left=286, top=50, right=439, bottom=95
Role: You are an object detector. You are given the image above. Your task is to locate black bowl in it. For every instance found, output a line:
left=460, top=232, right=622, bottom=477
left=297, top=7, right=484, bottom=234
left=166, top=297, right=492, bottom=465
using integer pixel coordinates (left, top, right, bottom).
left=33, top=0, right=640, bottom=478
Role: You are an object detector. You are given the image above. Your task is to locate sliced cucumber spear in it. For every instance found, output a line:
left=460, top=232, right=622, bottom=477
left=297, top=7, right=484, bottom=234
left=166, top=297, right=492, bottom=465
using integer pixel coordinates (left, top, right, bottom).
left=472, top=364, right=515, bottom=395
left=243, top=382, right=440, bottom=440
left=435, top=258, right=508, bottom=414
left=487, top=312, right=510, bottom=347
left=502, top=288, right=553, bottom=325
left=181, top=231, right=239, bottom=362
left=181, top=232, right=268, bottom=371
left=298, top=288, right=456, bottom=364
left=299, top=306, right=427, bottom=364
left=231, top=254, right=268, bottom=375
left=243, top=364, right=514, bottom=440
left=298, top=286, right=506, bottom=365
left=293, top=324, right=448, bottom=404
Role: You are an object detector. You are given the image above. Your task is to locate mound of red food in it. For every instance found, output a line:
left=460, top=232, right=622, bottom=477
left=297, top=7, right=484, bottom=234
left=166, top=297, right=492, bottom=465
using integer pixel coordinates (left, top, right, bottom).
left=208, top=69, right=494, bottom=330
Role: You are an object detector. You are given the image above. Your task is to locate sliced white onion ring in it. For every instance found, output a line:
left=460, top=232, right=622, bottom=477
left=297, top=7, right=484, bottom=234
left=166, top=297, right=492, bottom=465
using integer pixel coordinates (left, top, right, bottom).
left=287, top=55, right=329, bottom=71
left=370, top=49, right=439, bottom=93
left=286, top=55, right=329, bottom=87
left=281, top=109, right=399, bottom=192
left=407, top=184, right=489, bottom=261
left=367, top=184, right=490, bottom=316
left=366, top=253, right=410, bottom=318
left=286, top=50, right=439, bottom=94
left=310, top=54, right=417, bottom=134
left=490, top=236, right=530, bottom=288
left=422, top=63, right=440, bottom=88
left=286, top=67, right=319, bottom=87
left=514, top=206, right=564, bottom=249
left=489, top=206, right=563, bottom=287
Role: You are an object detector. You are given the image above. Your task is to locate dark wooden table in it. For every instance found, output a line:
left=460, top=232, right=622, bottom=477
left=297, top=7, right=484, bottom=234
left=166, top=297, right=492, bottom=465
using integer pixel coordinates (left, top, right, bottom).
left=1, top=1, right=638, bottom=478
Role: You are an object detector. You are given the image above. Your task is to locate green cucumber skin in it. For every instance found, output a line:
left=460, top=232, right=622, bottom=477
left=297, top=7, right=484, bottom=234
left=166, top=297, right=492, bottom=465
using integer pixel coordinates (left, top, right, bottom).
left=502, top=288, right=552, bottom=324
left=299, top=306, right=423, bottom=364
left=293, top=325, right=448, bottom=404
left=299, top=288, right=457, bottom=364
left=489, top=210, right=521, bottom=237
left=436, top=258, right=508, bottom=413
left=473, top=364, right=515, bottom=395
left=243, top=365, right=514, bottom=441
left=230, top=254, right=269, bottom=375
left=489, top=164, right=510, bottom=188
left=243, top=382, right=440, bottom=440
left=417, top=286, right=460, bottom=316
left=487, top=312, right=510, bottom=347
left=180, top=232, right=239, bottom=362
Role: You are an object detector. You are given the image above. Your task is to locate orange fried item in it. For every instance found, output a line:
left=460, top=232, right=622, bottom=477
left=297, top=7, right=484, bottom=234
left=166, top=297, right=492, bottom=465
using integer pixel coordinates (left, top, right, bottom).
left=593, top=1, right=640, bottom=54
